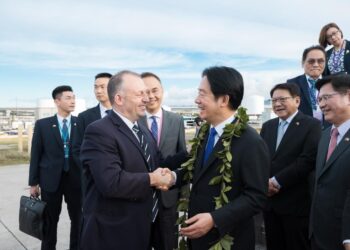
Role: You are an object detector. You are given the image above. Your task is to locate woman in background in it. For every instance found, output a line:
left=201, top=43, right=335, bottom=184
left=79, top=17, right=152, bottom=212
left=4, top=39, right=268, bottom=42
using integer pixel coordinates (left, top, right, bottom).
left=319, top=22, right=350, bottom=75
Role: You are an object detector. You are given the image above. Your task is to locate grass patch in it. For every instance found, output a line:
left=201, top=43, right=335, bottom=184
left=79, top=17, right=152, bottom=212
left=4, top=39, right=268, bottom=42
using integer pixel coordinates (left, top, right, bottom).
left=0, top=136, right=30, bottom=166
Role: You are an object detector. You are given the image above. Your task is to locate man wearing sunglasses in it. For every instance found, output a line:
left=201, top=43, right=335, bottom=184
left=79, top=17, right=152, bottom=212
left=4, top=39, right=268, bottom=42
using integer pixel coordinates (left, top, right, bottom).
left=287, top=45, right=330, bottom=129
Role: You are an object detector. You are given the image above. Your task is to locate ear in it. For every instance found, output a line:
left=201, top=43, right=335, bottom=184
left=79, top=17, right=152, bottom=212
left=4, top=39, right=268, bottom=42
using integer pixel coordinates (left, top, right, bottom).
left=114, top=94, right=122, bottom=106
left=220, top=95, right=230, bottom=107
left=295, top=96, right=301, bottom=106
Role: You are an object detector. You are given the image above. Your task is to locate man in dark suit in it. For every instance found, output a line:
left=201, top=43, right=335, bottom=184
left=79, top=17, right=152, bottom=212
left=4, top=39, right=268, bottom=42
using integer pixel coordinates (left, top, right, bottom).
left=260, top=83, right=321, bottom=250
left=79, top=70, right=174, bottom=250
left=177, top=66, right=270, bottom=250
left=139, top=72, right=186, bottom=250
left=310, top=75, right=350, bottom=250
left=287, top=45, right=330, bottom=128
left=73, top=72, right=112, bottom=198
left=29, top=85, right=82, bottom=250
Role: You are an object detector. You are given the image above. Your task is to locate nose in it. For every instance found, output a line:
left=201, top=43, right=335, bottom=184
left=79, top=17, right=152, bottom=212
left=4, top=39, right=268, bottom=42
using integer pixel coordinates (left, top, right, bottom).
left=195, top=96, right=200, bottom=104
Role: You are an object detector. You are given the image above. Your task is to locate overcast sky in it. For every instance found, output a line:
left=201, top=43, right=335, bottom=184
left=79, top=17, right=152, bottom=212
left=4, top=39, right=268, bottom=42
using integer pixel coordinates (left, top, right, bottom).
left=1, top=0, right=349, bottom=108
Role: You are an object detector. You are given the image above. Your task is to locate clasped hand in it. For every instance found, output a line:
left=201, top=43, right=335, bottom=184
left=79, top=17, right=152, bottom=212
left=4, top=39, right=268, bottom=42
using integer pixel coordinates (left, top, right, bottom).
left=149, top=168, right=174, bottom=191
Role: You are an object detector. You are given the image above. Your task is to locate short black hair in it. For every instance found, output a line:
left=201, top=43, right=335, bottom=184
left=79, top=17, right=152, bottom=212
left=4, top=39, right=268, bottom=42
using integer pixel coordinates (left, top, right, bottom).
left=95, top=72, right=112, bottom=80
left=302, top=45, right=326, bottom=63
left=52, top=85, right=73, bottom=99
left=315, top=75, right=350, bottom=93
left=202, top=66, right=244, bottom=110
left=270, top=83, right=301, bottom=97
left=140, top=72, right=162, bottom=83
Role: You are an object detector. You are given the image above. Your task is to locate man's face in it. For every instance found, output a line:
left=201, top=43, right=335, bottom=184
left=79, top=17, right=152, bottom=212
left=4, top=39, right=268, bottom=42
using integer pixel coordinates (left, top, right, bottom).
left=318, top=83, right=350, bottom=126
left=94, top=77, right=110, bottom=103
left=55, top=91, right=75, bottom=114
left=303, top=49, right=326, bottom=79
left=143, top=76, right=163, bottom=114
left=195, top=76, right=222, bottom=126
left=272, top=89, right=300, bottom=120
left=116, top=74, right=149, bottom=122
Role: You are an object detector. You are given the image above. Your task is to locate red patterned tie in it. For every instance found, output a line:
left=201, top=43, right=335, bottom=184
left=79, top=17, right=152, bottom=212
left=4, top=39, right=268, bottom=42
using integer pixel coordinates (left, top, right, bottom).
left=326, top=128, right=339, bottom=161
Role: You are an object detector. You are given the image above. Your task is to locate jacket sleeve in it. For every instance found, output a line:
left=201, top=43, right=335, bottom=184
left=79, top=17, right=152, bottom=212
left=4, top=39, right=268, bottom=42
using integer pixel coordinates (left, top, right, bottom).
left=28, top=120, right=42, bottom=186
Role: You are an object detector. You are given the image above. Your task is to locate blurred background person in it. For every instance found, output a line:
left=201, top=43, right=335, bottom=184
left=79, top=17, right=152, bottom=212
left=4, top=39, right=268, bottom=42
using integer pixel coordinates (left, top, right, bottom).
left=319, top=22, right=350, bottom=75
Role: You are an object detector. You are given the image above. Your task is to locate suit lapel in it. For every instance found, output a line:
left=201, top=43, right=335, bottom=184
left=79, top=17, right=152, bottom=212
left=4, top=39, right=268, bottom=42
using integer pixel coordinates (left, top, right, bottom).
left=319, top=128, right=350, bottom=177
left=274, top=113, right=302, bottom=156
left=51, top=115, right=63, bottom=147
left=70, top=116, right=77, bottom=146
left=267, top=119, right=279, bottom=157
left=159, top=110, right=169, bottom=150
left=316, top=128, right=331, bottom=179
left=300, top=76, right=312, bottom=108
left=93, top=105, right=102, bottom=119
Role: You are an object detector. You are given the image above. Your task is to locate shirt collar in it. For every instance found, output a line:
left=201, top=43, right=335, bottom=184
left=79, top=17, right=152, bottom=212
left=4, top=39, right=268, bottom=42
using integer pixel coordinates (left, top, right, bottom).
left=279, top=110, right=298, bottom=124
left=146, top=109, right=162, bottom=119
left=56, top=114, right=71, bottom=125
left=113, top=109, right=137, bottom=131
left=305, top=74, right=322, bottom=87
left=211, top=114, right=235, bottom=137
left=332, top=118, right=350, bottom=140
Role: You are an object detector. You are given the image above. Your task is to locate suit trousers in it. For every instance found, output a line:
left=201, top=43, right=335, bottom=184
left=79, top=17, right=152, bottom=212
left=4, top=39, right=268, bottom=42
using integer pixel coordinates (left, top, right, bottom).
left=263, top=210, right=310, bottom=250
left=41, top=172, right=82, bottom=250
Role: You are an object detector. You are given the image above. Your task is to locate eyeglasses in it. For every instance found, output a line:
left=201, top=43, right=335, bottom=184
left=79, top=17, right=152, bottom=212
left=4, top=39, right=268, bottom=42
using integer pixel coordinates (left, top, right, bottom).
left=271, top=96, right=293, bottom=104
left=326, top=30, right=340, bottom=40
left=316, top=92, right=341, bottom=104
left=306, top=58, right=325, bottom=65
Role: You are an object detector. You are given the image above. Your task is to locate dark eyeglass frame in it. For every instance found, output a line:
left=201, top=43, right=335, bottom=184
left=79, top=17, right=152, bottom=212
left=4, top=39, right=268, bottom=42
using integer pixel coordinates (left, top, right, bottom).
left=271, top=96, right=293, bottom=104
left=326, top=30, right=340, bottom=40
left=306, top=58, right=325, bottom=65
left=316, top=92, right=341, bottom=104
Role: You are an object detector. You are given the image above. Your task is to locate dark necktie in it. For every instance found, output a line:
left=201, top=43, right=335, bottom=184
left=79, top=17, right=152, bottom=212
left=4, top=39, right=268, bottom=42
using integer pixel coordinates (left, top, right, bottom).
left=150, top=116, right=158, bottom=143
left=326, top=128, right=339, bottom=161
left=62, top=119, right=69, bottom=172
left=132, top=124, right=159, bottom=222
left=203, top=127, right=217, bottom=163
left=308, top=78, right=317, bottom=111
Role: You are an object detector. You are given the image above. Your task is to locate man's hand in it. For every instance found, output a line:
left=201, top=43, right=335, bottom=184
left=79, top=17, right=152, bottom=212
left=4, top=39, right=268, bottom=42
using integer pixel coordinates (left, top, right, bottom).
left=30, top=185, right=40, bottom=197
left=267, top=178, right=280, bottom=197
left=149, top=168, right=174, bottom=191
left=180, top=213, right=214, bottom=239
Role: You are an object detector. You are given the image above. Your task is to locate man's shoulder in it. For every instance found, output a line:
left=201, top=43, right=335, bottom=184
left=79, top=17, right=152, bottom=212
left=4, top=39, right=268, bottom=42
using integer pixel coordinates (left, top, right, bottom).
left=163, top=109, right=182, bottom=120
left=287, top=74, right=305, bottom=84
left=78, top=105, right=99, bottom=118
left=262, top=117, right=279, bottom=128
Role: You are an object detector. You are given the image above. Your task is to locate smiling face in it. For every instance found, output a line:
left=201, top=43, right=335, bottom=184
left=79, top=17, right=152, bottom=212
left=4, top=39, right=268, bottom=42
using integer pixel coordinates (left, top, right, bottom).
left=272, top=89, right=300, bottom=120
left=303, top=49, right=326, bottom=79
left=115, top=74, right=149, bottom=122
left=195, top=76, right=224, bottom=126
left=143, top=76, right=163, bottom=114
left=318, top=83, right=350, bottom=126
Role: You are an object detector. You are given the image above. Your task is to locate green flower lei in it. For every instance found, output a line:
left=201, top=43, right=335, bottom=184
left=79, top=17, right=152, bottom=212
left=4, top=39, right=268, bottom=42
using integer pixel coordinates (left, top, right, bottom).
left=177, top=107, right=249, bottom=250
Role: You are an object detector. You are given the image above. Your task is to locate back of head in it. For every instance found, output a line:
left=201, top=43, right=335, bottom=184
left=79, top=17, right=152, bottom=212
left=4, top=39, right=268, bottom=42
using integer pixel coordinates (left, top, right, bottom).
left=202, top=66, right=244, bottom=110
left=316, top=74, right=350, bottom=92
left=52, top=85, right=73, bottom=100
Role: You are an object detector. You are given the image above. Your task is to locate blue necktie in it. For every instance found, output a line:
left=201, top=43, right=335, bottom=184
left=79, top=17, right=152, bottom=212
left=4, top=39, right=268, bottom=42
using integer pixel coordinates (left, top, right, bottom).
left=308, top=78, right=317, bottom=110
left=203, top=128, right=217, bottom=163
left=62, top=119, right=69, bottom=172
left=150, top=116, right=158, bottom=143
left=276, top=120, right=287, bottom=150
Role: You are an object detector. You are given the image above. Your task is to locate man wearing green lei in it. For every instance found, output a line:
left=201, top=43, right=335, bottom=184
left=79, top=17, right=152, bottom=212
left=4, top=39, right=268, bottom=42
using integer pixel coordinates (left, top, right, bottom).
left=172, top=66, right=270, bottom=250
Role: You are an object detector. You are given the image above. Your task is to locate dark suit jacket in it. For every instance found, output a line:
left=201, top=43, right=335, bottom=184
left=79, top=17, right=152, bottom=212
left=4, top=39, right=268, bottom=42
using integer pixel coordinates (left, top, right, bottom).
left=324, top=40, right=350, bottom=76
left=260, top=112, right=321, bottom=216
left=287, top=75, right=330, bottom=129
left=177, top=124, right=269, bottom=250
left=79, top=111, right=160, bottom=250
left=72, top=104, right=101, bottom=166
left=139, top=109, right=186, bottom=208
left=309, top=126, right=350, bottom=250
left=28, top=115, right=81, bottom=192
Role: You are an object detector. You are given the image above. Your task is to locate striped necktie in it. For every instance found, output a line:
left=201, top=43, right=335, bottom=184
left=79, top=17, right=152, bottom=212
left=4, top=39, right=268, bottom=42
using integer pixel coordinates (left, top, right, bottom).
left=308, top=78, right=317, bottom=110
left=150, top=116, right=158, bottom=143
left=132, top=125, right=159, bottom=222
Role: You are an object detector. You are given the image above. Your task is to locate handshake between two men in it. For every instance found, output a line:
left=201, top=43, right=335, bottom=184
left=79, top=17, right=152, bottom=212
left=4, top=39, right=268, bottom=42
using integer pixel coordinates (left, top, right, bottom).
left=149, top=167, right=175, bottom=191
